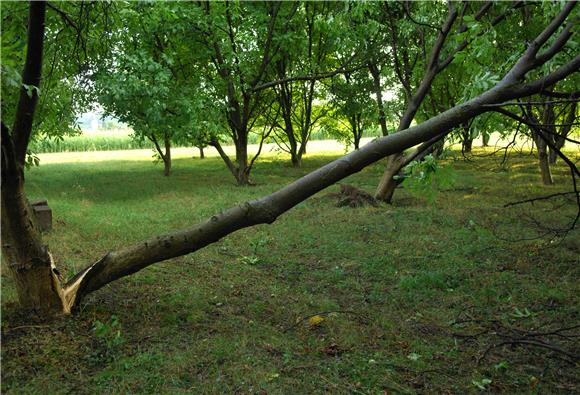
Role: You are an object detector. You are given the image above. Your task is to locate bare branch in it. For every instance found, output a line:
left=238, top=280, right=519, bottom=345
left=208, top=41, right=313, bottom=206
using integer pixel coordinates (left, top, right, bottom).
left=535, top=20, right=577, bottom=66
left=492, top=107, right=579, bottom=177
left=252, top=57, right=364, bottom=92
left=539, top=90, right=580, bottom=99
left=46, top=2, right=79, bottom=31
left=403, top=2, right=441, bottom=32
left=529, top=2, right=576, bottom=56
left=504, top=192, right=577, bottom=208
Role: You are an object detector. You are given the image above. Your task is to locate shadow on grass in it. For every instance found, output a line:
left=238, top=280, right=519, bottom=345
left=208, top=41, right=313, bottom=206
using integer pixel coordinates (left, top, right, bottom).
left=25, top=155, right=343, bottom=205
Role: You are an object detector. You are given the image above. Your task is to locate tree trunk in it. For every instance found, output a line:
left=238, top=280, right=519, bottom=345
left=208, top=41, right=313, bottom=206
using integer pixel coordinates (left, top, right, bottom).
left=433, top=139, right=445, bottom=158
left=350, top=114, right=362, bottom=150
left=0, top=3, right=64, bottom=311
left=482, top=133, right=490, bottom=147
left=374, top=153, right=405, bottom=203
left=150, top=134, right=171, bottom=176
left=163, top=135, right=171, bottom=177
left=461, top=122, right=473, bottom=153
left=548, top=146, right=558, bottom=164
left=288, top=134, right=299, bottom=168
left=235, top=131, right=251, bottom=185
left=211, top=139, right=237, bottom=176
left=373, top=11, right=451, bottom=203
left=2, top=125, right=64, bottom=311
left=462, top=138, right=473, bottom=153
left=368, top=61, right=389, bottom=137
left=549, top=101, right=577, bottom=164
left=294, top=142, right=307, bottom=168
left=536, top=134, right=554, bottom=185
left=291, top=151, right=301, bottom=168
left=275, top=59, right=301, bottom=168
left=199, top=147, right=205, bottom=159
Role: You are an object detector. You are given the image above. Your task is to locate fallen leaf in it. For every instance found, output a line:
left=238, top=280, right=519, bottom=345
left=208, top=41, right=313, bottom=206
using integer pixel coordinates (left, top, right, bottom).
left=307, top=315, right=325, bottom=327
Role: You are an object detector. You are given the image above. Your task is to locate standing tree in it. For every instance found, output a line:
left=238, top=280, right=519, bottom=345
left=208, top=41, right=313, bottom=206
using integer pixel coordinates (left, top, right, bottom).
left=326, top=68, right=377, bottom=150
left=189, top=2, right=301, bottom=184
left=519, top=90, right=579, bottom=185
left=373, top=1, right=534, bottom=202
left=94, top=2, right=204, bottom=176
left=270, top=2, right=338, bottom=167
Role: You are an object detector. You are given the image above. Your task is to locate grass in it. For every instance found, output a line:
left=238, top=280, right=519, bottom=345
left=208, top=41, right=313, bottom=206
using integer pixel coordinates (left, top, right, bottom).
left=2, top=146, right=579, bottom=393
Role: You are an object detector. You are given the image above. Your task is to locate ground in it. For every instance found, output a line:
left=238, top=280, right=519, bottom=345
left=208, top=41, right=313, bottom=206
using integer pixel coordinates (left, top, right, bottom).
left=1, top=145, right=579, bottom=393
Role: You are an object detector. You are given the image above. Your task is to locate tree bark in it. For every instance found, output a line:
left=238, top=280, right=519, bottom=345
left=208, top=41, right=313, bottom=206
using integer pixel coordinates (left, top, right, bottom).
left=199, top=146, right=205, bottom=159
left=375, top=7, right=459, bottom=202
left=350, top=115, right=360, bottom=150
left=374, top=153, right=404, bottom=202
left=1, top=3, right=64, bottom=311
left=461, top=122, right=473, bottom=153
left=482, top=133, right=490, bottom=147
left=2, top=125, right=64, bottom=310
left=163, top=134, right=171, bottom=177
left=235, top=130, right=251, bottom=185
left=368, top=61, right=389, bottom=137
left=149, top=134, right=171, bottom=177
left=291, top=151, right=301, bottom=168
left=211, top=140, right=236, bottom=175
left=536, top=135, right=554, bottom=185
left=12, top=2, right=46, bottom=166
left=297, top=80, right=316, bottom=163
left=548, top=144, right=559, bottom=165
left=549, top=101, right=577, bottom=164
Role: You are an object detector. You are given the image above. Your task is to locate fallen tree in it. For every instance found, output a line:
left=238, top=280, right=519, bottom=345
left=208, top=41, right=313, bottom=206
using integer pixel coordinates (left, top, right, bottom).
left=1, top=1, right=579, bottom=314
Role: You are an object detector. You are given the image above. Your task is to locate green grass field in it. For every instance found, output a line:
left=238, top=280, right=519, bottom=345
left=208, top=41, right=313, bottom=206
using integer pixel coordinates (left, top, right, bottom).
left=2, top=147, right=579, bottom=393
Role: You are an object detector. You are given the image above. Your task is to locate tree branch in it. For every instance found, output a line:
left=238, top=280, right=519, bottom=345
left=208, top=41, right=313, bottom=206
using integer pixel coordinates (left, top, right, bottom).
left=147, top=134, right=166, bottom=161
left=252, top=55, right=363, bottom=92
left=12, top=1, right=47, bottom=166
left=209, top=139, right=237, bottom=177
left=403, top=2, right=441, bottom=32
left=492, top=107, right=579, bottom=177
left=46, top=2, right=79, bottom=31
left=504, top=192, right=577, bottom=208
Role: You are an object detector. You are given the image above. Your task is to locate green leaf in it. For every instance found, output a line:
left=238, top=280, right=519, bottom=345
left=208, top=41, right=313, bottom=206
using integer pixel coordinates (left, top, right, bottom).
left=22, top=83, right=40, bottom=98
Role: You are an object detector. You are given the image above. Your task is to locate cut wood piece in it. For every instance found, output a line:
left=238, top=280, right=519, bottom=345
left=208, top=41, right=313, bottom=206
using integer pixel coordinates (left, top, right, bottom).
left=30, top=199, right=48, bottom=206
left=31, top=201, right=52, bottom=232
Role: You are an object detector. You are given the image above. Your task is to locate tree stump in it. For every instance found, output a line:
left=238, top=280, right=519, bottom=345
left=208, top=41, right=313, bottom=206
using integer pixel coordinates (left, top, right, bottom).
left=30, top=199, right=52, bottom=232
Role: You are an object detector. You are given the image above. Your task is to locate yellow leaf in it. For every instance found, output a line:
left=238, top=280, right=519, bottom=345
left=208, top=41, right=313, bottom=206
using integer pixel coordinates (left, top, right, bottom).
left=308, top=315, right=324, bottom=327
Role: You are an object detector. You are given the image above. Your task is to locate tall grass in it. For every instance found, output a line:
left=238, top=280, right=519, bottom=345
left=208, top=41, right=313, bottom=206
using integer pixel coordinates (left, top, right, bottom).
left=29, top=134, right=149, bottom=153
left=30, top=127, right=382, bottom=154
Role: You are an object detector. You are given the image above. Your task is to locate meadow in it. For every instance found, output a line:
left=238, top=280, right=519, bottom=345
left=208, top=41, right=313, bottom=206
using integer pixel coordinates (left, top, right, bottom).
left=1, top=144, right=579, bottom=393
